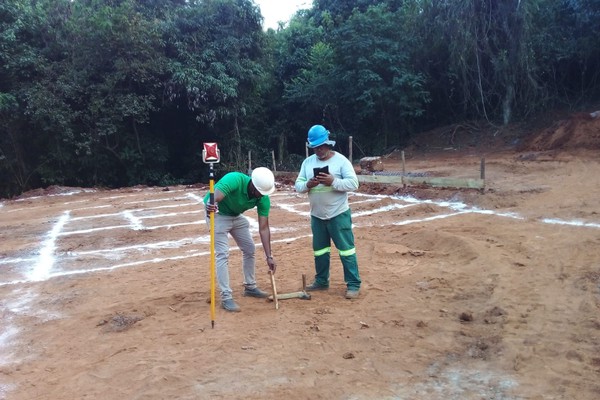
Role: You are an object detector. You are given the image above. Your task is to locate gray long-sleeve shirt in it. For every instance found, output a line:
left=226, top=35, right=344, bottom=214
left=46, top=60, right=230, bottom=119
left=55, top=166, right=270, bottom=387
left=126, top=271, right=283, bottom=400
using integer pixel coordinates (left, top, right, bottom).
left=294, top=152, right=359, bottom=220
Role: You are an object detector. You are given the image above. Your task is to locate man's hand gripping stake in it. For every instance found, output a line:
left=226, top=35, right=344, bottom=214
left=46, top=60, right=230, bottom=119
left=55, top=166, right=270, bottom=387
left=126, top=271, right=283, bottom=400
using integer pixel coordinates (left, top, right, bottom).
left=203, top=143, right=220, bottom=328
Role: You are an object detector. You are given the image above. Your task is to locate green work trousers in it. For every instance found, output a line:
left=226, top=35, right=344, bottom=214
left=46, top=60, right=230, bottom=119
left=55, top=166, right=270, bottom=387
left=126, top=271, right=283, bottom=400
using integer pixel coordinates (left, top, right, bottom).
left=310, top=209, right=361, bottom=290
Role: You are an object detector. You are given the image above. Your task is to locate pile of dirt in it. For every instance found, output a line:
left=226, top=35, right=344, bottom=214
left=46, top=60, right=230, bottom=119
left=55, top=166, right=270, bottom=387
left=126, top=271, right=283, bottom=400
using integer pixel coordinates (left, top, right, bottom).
left=519, top=111, right=600, bottom=151
left=395, top=109, right=600, bottom=156
left=15, top=185, right=91, bottom=199
left=400, top=120, right=519, bottom=153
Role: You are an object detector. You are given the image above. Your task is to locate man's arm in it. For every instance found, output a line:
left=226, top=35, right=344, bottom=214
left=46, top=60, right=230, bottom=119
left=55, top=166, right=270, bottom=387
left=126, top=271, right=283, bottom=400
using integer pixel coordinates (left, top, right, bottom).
left=295, top=160, right=317, bottom=193
left=258, top=215, right=277, bottom=272
left=331, top=158, right=359, bottom=192
left=205, top=188, right=224, bottom=213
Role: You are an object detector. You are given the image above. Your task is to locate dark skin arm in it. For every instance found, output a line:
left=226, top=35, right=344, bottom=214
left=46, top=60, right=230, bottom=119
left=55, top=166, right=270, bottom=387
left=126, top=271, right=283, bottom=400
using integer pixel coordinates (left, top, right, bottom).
left=258, top=215, right=276, bottom=273
left=205, top=188, right=224, bottom=213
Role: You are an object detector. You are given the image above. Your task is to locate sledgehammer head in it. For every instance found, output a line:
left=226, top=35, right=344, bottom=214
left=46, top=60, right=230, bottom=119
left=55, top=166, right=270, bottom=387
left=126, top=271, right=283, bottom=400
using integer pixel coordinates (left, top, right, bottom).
left=268, top=291, right=311, bottom=301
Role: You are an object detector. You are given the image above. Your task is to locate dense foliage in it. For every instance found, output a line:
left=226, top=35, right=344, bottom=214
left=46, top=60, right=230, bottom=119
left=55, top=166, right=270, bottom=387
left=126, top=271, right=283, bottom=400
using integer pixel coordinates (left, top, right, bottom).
left=1, top=0, right=598, bottom=197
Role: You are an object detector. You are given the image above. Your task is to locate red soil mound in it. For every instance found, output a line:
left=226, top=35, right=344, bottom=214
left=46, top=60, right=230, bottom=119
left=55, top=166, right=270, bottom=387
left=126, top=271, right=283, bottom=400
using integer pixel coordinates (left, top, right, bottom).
left=521, top=111, right=600, bottom=151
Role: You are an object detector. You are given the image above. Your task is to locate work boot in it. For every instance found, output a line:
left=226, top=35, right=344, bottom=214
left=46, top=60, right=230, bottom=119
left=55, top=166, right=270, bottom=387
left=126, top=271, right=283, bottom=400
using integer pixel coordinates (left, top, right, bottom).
left=221, top=298, right=241, bottom=312
left=345, top=289, right=360, bottom=299
left=306, top=281, right=329, bottom=291
left=243, top=287, right=269, bottom=298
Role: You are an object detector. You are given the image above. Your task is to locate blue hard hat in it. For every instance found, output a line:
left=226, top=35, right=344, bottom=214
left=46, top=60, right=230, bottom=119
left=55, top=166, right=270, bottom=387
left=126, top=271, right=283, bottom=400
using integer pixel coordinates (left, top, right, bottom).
left=307, top=125, right=336, bottom=148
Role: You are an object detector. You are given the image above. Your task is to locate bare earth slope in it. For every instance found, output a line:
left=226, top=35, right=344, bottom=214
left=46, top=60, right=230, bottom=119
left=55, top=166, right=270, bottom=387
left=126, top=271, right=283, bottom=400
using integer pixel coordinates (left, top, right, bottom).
left=1, top=113, right=599, bottom=399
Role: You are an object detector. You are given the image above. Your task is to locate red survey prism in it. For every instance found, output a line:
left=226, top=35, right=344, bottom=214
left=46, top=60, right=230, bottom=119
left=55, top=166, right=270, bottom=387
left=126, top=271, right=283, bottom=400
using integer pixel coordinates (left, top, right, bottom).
left=202, top=142, right=220, bottom=163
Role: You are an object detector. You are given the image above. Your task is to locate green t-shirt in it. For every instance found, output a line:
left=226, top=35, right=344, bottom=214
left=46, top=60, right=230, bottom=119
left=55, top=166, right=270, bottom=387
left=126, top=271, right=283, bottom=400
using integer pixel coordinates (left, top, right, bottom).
left=203, top=172, right=270, bottom=217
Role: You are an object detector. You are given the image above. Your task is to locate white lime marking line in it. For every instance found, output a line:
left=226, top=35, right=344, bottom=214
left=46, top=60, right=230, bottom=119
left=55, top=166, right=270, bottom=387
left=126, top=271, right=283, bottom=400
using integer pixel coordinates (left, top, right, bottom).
left=28, top=211, right=70, bottom=282
left=57, top=220, right=205, bottom=236
left=353, top=203, right=416, bottom=217
left=0, top=256, right=36, bottom=266
left=50, top=251, right=211, bottom=277
left=122, top=210, right=144, bottom=230
left=2, top=191, right=599, bottom=288
left=70, top=209, right=200, bottom=222
left=542, top=218, right=600, bottom=229
left=46, top=234, right=314, bottom=279
left=0, top=326, right=18, bottom=366
left=68, top=237, right=210, bottom=256
left=123, top=194, right=188, bottom=205
left=187, top=193, right=204, bottom=203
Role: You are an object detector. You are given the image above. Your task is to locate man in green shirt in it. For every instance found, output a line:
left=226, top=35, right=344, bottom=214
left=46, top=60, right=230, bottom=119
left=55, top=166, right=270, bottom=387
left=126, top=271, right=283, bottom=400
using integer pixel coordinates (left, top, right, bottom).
left=204, top=167, right=277, bottom=312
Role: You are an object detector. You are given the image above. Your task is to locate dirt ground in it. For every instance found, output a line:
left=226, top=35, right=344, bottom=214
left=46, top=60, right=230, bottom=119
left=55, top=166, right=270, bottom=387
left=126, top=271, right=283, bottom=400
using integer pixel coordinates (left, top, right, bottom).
left=1, top=113, right=599, bottom=399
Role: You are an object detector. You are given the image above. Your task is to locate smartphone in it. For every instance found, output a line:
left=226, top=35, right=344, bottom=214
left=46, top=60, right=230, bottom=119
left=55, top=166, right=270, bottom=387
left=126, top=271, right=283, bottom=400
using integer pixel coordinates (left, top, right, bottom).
left=313, top=165, right=329, bottom=177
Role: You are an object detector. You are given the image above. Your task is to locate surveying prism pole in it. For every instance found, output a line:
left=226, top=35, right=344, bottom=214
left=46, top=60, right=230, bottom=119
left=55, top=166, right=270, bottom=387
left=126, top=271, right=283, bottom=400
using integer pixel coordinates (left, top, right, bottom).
left=202, top=143, right=220, bottom=328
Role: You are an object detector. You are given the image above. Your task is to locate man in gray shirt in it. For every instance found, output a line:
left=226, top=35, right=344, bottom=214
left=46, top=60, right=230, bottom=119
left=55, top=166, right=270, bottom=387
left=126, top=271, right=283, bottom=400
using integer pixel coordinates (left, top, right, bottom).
left=294, top=125, right=362, bottom=299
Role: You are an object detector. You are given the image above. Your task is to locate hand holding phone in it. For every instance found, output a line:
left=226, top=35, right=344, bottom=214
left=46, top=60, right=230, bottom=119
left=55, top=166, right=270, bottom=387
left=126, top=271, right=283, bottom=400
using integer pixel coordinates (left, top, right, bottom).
left=312, top=165, right=333, bottom=186
left=313, top=165, right=329, bottom=178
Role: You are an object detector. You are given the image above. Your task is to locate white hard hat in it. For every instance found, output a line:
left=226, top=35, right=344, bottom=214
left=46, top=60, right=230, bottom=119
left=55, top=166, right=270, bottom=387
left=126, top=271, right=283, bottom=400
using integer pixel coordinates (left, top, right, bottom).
left=251, top=167, right=276, bottom=195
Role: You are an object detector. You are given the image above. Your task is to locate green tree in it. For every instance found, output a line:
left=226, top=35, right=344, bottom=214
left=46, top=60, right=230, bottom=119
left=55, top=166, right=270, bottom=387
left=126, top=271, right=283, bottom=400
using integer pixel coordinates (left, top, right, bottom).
left=530, top=0, right=600, bottom=107
left=24, top=0, right=168, bottom=186
left=164, top=0, right=266, bottom=170
left=2, top=0, right=600, bottom=198
left=416, top=0, right=600, bottom=125
left=265, top=15, right=327, bottom=155
left=332, top=3, right=429, bottom=149
left=0, top=0, right=48, bottom=196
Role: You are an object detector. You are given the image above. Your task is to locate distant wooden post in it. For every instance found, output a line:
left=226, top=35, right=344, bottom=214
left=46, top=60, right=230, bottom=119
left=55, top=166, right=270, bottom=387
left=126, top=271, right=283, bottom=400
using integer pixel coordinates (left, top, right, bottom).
left=248, top=150, right=252, bottom=174
left=271, top=150, right=277, bottom=172
left=357, top=153, right=484, bottom=190
left=349, top=136, right=353, bottom=161
left=480, top=157, right=486, bottom=194
left=401, top=151, right=406, bottom=176
left=305, top=143, right=309, bottom=158
left=480, top=157, right=485, bottom=180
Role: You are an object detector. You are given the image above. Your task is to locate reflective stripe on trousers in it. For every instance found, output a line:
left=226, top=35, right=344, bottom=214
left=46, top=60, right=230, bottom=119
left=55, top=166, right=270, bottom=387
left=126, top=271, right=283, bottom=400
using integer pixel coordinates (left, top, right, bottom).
left=310, top=209, right=361, bottom=290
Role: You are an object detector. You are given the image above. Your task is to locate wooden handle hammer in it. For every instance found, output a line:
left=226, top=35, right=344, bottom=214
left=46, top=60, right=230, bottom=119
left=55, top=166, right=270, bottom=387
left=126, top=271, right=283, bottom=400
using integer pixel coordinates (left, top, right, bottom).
left=268, top=291, right=311, bottom=301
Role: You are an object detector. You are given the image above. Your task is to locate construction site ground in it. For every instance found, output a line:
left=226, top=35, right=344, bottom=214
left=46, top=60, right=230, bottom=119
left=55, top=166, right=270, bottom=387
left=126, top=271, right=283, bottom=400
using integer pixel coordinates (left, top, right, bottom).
left=1, top=112, right=599, bottom=399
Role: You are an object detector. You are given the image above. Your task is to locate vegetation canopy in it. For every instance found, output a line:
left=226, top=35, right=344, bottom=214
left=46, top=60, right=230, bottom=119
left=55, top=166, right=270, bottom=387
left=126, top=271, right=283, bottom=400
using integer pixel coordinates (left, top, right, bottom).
left=1, top=0, right=598, bottom=198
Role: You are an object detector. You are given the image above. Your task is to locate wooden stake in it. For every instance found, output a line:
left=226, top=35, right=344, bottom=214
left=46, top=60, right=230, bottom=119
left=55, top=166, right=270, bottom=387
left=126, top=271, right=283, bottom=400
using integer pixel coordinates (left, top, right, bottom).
left=248, top=150, right=252, bottom=174
left=401, top=150, right=406, bottom=176
left=480, top=157, right=486, bottom=180
left=480, top=157, right=486, bottom=194
left=269, top=271, right=279, bottom=310
left=349, top=136, right=353, bottom=162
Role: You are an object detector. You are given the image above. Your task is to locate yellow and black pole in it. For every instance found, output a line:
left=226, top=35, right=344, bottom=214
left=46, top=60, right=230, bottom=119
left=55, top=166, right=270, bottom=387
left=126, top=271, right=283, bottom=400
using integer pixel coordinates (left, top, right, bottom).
left=208, top=162, right=216, bottom=328
left=202, top=143, right=220, bottom=328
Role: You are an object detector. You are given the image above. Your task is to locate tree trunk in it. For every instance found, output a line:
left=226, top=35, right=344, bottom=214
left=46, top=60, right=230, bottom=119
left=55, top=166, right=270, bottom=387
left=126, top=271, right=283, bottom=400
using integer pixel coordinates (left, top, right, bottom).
left=277, top=131, right=286, bottom=164
left=503, top=83, right=514, bottom=125
left=7, top=124, right=27, bottom=189
left=233, top=112, right=242, bottom=169
left=132, top=118, right=144, bottom=160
